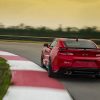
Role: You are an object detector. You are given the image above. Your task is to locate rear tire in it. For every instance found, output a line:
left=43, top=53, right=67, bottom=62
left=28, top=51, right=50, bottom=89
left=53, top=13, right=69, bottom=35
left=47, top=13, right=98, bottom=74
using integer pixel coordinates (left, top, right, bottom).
left=48, top=59, right=54, bottom=77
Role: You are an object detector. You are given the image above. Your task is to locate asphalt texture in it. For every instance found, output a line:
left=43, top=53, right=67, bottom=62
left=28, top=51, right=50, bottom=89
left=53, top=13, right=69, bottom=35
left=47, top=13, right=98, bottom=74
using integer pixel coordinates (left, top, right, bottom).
left=0, top=41, right=100, bottom=100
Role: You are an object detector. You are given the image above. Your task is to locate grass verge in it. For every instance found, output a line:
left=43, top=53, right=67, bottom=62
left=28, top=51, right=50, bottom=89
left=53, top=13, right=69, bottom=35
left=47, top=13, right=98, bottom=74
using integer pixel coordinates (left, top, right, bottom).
left=0, top=57, right=11, bottom=100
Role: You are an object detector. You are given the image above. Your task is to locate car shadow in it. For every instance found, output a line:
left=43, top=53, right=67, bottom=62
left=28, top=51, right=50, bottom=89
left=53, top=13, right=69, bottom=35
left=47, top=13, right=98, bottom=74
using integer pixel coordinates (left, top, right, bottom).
left=55, top=74, right=100, bottom=83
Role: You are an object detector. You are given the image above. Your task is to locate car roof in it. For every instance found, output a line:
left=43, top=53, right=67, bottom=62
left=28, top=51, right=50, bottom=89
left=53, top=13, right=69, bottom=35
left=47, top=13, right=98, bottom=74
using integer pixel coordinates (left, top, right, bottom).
left=56, top=38, right=92, bottom=42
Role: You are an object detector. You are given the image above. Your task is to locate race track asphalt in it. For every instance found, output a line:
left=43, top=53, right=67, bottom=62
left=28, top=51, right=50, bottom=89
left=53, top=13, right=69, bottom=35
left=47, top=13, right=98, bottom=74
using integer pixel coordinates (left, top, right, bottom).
left=0, top=41, right=100, bottom=100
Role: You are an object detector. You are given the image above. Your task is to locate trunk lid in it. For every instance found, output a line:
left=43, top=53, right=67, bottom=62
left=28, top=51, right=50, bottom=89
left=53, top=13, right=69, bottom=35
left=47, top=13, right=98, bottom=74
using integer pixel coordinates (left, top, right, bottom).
left=59, top=48, right=100, bottom=68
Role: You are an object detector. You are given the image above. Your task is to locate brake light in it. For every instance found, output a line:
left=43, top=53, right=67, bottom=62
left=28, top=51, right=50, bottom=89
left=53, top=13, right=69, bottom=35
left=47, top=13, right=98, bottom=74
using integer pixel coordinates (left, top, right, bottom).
left=60, top=52, right=74, bottom=56
left=59, top=47, right=67, bottom=52
left=66, top=53, right=74, bottom=55
left=96, top=54, right=100, bottom=57
left=59, top=47, right=74, bottom=55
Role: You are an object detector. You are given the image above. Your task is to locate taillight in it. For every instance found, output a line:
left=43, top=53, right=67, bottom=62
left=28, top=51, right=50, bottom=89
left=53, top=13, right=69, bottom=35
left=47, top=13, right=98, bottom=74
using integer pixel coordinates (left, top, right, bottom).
left=96, top=54, right=100, bottom=57
left=66, top=53, right=74, bottom=55
left=59, top=47, right=74, bottom=55
left=59, top=47, right=67, bottom=52
left=60, top=52, right=74, bottom=56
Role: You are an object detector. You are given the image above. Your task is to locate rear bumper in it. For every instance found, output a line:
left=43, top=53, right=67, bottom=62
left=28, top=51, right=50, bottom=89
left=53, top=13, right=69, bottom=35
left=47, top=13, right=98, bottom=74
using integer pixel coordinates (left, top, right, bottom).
left=60, top=67, right=100, bottom=71
left=52, top=55, right=100, bottom=72
left=57, top=57, right=100, bottom=69
left=59, top=67, right=100, bottom=75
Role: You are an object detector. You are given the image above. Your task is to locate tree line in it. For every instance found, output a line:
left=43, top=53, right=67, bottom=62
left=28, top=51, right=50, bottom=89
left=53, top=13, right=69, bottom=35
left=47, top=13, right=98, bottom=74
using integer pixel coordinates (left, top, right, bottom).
left=0, top=23, right=100, bottom=39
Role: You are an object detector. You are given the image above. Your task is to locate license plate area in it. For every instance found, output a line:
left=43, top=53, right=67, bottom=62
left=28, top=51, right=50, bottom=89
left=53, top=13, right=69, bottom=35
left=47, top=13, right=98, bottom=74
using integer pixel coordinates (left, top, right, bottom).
left=72, top=60, right=97, bottom=68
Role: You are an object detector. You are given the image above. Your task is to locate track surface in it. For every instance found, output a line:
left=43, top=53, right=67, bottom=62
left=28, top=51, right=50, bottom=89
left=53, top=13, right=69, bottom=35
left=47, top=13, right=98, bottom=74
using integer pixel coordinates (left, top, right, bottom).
left=0, top=41, right=100, bottom=100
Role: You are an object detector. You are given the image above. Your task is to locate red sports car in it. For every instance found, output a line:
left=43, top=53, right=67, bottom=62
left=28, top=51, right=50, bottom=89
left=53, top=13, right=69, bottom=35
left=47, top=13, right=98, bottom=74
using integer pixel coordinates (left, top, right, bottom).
left=41, top=38, right=100, bottom=77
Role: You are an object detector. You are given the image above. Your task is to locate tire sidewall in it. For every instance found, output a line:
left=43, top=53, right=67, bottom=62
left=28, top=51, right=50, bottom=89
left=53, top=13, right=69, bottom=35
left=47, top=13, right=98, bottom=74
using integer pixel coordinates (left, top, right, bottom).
left=48, top=58, right=53, bottom=77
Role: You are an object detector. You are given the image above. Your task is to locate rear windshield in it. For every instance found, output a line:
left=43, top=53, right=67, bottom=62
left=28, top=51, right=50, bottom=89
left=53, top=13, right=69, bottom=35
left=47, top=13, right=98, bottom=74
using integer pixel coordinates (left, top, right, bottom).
left=65, top=40, right=97, bottom=49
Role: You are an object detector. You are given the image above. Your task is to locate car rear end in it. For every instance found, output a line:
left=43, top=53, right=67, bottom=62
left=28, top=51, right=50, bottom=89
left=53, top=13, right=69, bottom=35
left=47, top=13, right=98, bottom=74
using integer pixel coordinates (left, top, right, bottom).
left=57, top=39, right=100, bottom=75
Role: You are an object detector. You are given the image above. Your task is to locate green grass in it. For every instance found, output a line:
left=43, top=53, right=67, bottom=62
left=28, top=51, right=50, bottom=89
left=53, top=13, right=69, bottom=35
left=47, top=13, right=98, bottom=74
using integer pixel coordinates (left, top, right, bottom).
left=0, top=58, right=11, bottom=100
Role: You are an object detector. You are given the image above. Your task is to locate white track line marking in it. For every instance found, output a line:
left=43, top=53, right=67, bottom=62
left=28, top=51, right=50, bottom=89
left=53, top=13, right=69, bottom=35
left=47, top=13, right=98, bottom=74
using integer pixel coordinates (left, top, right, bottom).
left=7, top=60, right=46, bottom=72
left=0, top=51, right=17, bottom=56
left=3, top=86, right=73, bottom=100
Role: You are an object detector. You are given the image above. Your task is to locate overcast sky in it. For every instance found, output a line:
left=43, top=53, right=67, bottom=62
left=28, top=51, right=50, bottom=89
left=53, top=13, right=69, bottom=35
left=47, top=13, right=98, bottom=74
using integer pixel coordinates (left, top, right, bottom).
left=0, top=0, right=100, bottom=28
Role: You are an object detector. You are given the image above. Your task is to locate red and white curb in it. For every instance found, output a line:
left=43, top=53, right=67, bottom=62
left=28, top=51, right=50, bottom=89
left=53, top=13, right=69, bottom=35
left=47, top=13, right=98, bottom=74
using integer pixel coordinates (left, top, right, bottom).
left=0, top=50, right=73, bottom=100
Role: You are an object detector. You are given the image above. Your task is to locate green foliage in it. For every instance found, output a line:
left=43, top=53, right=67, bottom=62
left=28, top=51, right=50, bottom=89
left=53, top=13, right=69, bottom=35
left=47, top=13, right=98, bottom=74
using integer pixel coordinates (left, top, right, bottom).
left=0, top=58, right=11, bottom=100
left=0, top=26, right=100, bottom=44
